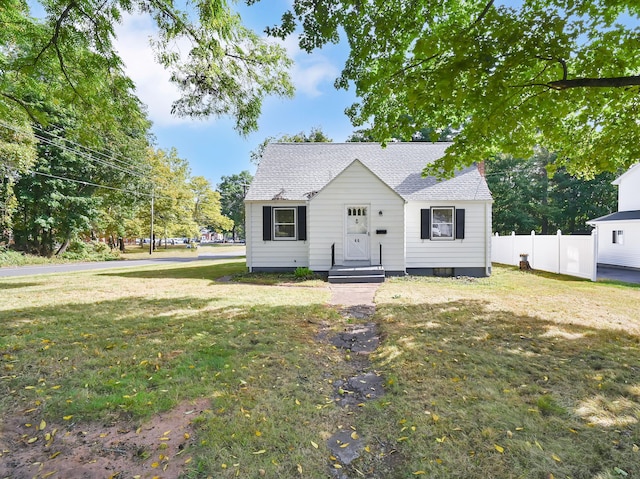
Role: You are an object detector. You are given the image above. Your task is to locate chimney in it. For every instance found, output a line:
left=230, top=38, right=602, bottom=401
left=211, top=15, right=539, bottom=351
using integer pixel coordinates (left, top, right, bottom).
left=476, top=160, right=486, bottom=178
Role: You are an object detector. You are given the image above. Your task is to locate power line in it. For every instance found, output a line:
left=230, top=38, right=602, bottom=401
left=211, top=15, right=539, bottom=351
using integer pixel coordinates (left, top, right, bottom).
left=32, top=132, right=147, bottom=179
left=0, top=121, right=185, bottom=201
left=31, top=123, right=150, bottom=176
left=30, top=170, right=174, bottom=200
left=0, top=120, right=149, bottom=179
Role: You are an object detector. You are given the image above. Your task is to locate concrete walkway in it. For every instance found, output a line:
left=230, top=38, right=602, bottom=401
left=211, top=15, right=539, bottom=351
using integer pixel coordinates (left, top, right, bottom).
left=328, top=283, right=381, bottom=307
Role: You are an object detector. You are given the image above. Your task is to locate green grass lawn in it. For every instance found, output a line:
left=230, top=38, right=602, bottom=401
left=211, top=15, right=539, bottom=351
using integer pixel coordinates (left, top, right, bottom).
left=1, top=263, right=639, bottom=478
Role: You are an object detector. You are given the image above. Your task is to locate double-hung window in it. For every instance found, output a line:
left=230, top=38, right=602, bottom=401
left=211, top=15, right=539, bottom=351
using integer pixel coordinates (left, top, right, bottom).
left=431, top=207, right=455, bottom=240
left=273, top=208, right=296, bottom=239
left=262, top=206, right=306, bottom=241
left=420, top=206, right=465, bottom=240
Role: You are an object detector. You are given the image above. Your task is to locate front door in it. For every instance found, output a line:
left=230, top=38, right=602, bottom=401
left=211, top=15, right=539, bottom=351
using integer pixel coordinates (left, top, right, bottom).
left=345, top=206, right=370, bottom=261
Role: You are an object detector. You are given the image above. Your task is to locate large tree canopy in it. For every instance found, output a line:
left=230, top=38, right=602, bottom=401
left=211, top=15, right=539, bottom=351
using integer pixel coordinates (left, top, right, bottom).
left=253, top=0, right=640, bottom=177
left=1, top=0, right=293, bottom=142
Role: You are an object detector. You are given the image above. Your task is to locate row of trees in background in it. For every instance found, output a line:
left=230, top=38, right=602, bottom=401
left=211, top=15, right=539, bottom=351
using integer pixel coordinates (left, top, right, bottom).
left=2, top=124, right=235, bottom=255
left=487, top=151, right=618, bottom=236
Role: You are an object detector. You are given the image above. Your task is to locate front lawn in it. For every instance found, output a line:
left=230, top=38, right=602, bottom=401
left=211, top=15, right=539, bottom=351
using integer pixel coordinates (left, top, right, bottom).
left=1, top=263, right=638, bottom=478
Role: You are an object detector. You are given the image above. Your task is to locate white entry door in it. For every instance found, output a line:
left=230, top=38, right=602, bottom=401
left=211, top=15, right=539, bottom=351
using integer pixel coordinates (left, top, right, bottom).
left=345, top=206, right=370, bottom=261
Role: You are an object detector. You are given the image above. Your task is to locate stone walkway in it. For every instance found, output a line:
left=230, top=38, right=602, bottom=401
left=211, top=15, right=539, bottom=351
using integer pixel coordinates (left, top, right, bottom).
left=323, top=282, right=385, bottom=477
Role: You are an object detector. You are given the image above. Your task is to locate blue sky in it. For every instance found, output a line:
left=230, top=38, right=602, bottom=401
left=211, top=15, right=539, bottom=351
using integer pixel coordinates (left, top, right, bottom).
left=114, top=1, right=357, bottom=187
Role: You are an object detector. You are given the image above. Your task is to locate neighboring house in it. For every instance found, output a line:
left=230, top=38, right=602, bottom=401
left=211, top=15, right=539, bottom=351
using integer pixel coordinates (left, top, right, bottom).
left=588, top=163, right=640, bottom=270
left=244, top=143, right=493, bottom=280
left=200, top=228, right=224, bottom=243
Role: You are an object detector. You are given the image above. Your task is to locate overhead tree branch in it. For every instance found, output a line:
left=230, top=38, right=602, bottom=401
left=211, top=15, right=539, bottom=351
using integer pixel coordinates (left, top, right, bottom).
left=471, top=0, right=495, bottom=27
left=146, top=0, right=260, bottom=66
left=393, top=53, right=442, bottom=78
left=513, top=75, right=640, bottom=90
left=536, top=55, right=568, bottom=81
left=33, top=1, right=76, bottom=66
left=0, top=92, right=40, bottom=123
left=54, top=42, right=82, bottom=100
left=547, top=75, right=640, bottom=90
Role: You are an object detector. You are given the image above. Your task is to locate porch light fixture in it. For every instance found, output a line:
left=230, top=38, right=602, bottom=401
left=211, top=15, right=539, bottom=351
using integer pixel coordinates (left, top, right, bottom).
left=378, top=210, right=383, bottom=216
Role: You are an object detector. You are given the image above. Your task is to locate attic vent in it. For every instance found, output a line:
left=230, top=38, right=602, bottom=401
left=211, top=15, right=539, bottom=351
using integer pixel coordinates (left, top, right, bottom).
left=305, top=190, right=319, bottom=199
left=272, top=188, right=286, bottom=200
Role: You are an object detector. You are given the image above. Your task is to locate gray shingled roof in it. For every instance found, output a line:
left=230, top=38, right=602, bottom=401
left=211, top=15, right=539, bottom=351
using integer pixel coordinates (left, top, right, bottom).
left=245, top=143, right=492, bottom=202
left=588, top=210, right=640, bottom=223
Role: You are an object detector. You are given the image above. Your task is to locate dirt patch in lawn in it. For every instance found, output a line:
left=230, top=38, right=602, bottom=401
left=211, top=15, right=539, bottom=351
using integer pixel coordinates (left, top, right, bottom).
left=0, top=398, right=209, bottom=479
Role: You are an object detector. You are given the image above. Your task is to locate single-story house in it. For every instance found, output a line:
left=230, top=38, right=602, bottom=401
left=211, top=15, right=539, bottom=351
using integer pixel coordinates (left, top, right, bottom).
left=588, top=163, right=640, bottom=270
left=244, top=142, right=493, bottom=281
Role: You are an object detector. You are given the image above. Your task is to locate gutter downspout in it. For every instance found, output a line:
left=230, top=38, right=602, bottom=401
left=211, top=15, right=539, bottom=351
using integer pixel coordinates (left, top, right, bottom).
left=485, top=201, right=491, bottom=276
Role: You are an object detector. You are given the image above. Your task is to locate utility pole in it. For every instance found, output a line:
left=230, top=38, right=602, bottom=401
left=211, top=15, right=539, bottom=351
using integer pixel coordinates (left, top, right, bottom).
left=149, top=187, right=154, bottom=255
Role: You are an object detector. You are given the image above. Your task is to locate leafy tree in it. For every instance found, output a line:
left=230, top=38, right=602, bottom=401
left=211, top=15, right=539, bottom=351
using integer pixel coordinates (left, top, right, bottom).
left=1, top=0, right=293, bottom=145
left=140, top=148, right=198, bottom=247
left=12, top=123, right=102, bottom=255
left=0, top=118, right=37, bottom=242
left=347, top=125, right=456, bottom=143
left=191, top=176, right=233, bottom=233
left=1, top=1, right=150, bottom=154
left=250, top=126, right=332, bottom=164
left=487, top=151, right=618, bottom=235
left=545, top=164, right=618, bottom=234
left=217, top=171, right=253, bottom=240
left=254, top=0, right=640, bottom=176
left=346, top=129, right=375, bottom=143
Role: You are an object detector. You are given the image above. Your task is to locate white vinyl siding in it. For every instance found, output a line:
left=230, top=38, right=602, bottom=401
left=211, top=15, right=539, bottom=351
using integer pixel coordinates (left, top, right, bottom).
left=308, top=161, right=405, bottom=272
left=407, top=201, right=491, bottom=269
left=597, top=221, right=640, bottom=269
left=617, top=165, right=640, bottom=211
left=245, top=201, right=309, bottom=270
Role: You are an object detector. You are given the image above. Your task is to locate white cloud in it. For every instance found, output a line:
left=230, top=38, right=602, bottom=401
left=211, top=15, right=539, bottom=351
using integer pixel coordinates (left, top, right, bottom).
left=113, top=13, right=191, bottom=127
left=292, top=57, right=340, bottom=97
left=276, top=35, right=340, bottom=98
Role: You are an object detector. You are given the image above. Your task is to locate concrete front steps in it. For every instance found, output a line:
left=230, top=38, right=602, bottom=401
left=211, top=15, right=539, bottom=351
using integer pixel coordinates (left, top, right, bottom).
left=328, top=264, right=385, bottom=284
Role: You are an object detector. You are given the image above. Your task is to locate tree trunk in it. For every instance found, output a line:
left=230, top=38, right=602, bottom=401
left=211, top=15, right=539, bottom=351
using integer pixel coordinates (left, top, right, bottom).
left=119, top=237, right=125, bottom=252
left=55, top=235, right=71, bottom=256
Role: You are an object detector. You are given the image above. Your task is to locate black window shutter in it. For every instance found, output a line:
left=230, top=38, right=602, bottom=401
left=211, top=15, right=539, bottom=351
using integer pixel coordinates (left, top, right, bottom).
left=612, top=230, right=617, bottom=243
left=455, top=208, right=465, bottom=239
left=297, top=206, right=307, bottom=241
left=262, top=206, right=272, bottom=241
left=420, top=209, right=430, bottom=239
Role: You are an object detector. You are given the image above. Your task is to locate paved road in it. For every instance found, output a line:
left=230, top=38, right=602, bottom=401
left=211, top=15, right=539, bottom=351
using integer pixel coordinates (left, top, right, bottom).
left=0, top=248, right=246, bottom=278
left=597, top=265, right=640, bottom=285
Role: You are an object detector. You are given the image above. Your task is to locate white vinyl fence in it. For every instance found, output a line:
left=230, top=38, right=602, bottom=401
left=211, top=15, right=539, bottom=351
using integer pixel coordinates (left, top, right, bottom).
left=492, top=230, right=598, bottom=281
